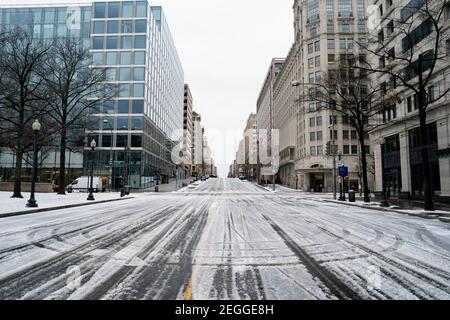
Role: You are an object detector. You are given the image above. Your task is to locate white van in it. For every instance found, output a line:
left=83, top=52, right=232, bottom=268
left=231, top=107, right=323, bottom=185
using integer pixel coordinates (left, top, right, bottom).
left=67, top=176, right=103, bottom=193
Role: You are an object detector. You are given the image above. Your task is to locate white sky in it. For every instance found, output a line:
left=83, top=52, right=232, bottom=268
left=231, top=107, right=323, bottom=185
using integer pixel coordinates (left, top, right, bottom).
left=0, top=0, right=294, bottom=177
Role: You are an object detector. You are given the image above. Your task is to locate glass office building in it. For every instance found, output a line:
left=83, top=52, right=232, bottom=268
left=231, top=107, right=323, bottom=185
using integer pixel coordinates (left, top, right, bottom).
left=0, top=1, right=185, bottom=189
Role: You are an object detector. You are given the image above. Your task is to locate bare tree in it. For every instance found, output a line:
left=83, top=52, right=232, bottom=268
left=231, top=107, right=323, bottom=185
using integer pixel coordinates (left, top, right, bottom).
left=305, top=53, right=398, bottom=203
left=0, top=29, right=50, bottom=198
left=40, top=39, right=114, bottom=195
left=361, top=0, right=449, bottom=211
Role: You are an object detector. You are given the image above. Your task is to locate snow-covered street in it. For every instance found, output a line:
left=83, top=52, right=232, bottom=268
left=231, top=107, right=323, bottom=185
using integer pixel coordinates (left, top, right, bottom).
left=0, top=178, right=449, bottom=300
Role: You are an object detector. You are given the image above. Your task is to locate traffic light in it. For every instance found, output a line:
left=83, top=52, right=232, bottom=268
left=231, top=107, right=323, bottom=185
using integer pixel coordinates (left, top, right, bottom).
left=325, top=141, right=331, bottom=156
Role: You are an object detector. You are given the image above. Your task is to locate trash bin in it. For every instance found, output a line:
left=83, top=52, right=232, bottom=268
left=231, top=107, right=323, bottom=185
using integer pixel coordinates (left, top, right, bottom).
left=125, top=186, right=130, bottom=196
left=155, top=185, right=159, bottom=193
left=349, top=190, right=356, bottom=203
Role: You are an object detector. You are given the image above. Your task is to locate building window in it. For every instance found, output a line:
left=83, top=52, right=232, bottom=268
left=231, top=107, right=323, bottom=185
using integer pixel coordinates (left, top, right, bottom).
left=106, top=52, right=117, bottom=65
left=314, top=41, right=320, bottom=52
left=317, top=146, right=323, bottom=155
left=131, top=135, right=142, bottom=147
left=94, top=2, right=106, bottom=18
left=118, top=100, right=129, bottom=113
left=106, top=36, right=118, bottom=49
left=107, top=20, right=119, bottom=34
left=92, top=36, right=103, bottom=49
left=340, top=23, right=350, bottom=33
left=307, top=0, right=320, bottom=23
left=358, top=21, right=366, bottom=33
left=351, top=130, right=357, bottom=140
left=134, top=35, right=146, bottom=49
left=310, top=117, right=316, bottom=127
left=310, top=146, right=317, bottom=156
left=134, top=67, right=145, bottom=81
left=117, top=117, right=129, bottom=130
left=121, top=35, right=133, bottom=49
left=328, top=38, right=335, bottom=49
left=309, top=58, right=315, bottom=68
left=316, top=116, right=323, bottom=126
left=330, top=115, right=337, bottom=125
left=93, top=21, right=105, bottom=34
left=378, top=30, right=384, bottom=42
left=338, top=0, right=353, bottom=18
left=310, top=132, right=316, bottom=141
left=107, top=2, right=119, bottom=18
left=327, top=23, right=335, bottom=33
left=92, top=52, right=104, bottom=65
left=351, top=145, right=358, bottom=154
left=357, top=0, right=365, bottom=17
left=132, top=84, right=145, bottom=97
left=119, top=68, right=131, bottom=81
left=387, top=20, right=394, bottom=35
left=120, top=51, right=132, bottom=65
left=343, top=145, right=350, bottom=154
left=134, top=52, right=145, bottom=65
left=122, top=2, right=133, bottom=18
left=317, top=131, right=323, bottom=141
left=102, top=135, right=112, bottom=148
left=136, top=1, right=148, bottom=17
left=343, top=130, right=349, bottom=140
left=328, top=54, right=335, bottom=63
left=135, top=20, right=147, bottom=33
left=121, top=20, right=133, bottom=33
left=308, top=43, right=314, bottom=54
left=310, top=26, right=317, bottom=38
left=327, top=0, right=334, bottom=20
left=131, top=117, right=143, bottom=130
left=132, top=100, right=144, bottom=113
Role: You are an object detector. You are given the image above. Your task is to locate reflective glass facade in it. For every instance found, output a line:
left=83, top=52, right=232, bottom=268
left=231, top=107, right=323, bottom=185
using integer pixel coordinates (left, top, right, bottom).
left=0, top=1, right=185, bottom=189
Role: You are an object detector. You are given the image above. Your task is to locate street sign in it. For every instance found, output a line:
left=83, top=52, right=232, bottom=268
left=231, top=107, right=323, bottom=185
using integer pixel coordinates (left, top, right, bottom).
left=339, top=166, right=349, bottom=177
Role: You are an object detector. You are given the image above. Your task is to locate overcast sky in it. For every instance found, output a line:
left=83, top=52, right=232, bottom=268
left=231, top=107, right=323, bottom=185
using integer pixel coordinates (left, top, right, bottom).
left=0, top=0, right=294, bottom=177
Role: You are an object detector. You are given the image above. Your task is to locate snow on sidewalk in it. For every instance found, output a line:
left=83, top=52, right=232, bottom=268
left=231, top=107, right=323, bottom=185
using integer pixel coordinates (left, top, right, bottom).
left=0, top=191, right=132, bottom=215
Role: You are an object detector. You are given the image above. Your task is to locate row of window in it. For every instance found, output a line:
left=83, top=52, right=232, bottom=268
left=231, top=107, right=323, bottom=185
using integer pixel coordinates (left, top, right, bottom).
left=90, top=116, right=144, bottom=131
left=309, top=145, right=369, bottom=156
left=92, top=19, right=147, bottom=34
left=92, top=99, right=145, bottom=114
left=92, top=35, right=146, bottom=50
left=97, top=67, right=145, bottom=82
left=92, top=51, right=146, bottom=65
left=91, top=134, right=143, bottom=148
left=93, top=1, right=147, bottom=19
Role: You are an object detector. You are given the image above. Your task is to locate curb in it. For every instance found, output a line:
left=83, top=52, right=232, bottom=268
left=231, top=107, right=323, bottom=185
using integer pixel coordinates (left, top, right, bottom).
left=323, top=199, right=450, bottom=223
left=0, top=196, right=135, bottom=219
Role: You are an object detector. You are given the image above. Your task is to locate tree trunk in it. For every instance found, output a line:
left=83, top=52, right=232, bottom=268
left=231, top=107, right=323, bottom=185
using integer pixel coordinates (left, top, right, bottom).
left=12, top=148, right=24, bottom=198
left=358, top=132, right=370, bottom=203
left=418, top=107, right=435, bottom=211
left=58, top=125, right=67, bottom=195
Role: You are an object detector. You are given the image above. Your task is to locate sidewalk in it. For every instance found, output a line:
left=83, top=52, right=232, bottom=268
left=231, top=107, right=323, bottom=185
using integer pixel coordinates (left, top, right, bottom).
left=143, top=178, right=193, bottom=193
left=323, top=198, right=450, bottom=223
left=0, top=191, right=134, bottom=218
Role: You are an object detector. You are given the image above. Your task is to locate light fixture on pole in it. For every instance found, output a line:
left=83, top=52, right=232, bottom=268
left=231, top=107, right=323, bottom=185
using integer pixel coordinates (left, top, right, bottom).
left=103, top=119, right=114, bottom=191
left=27, top=119, right=41, bottom=208
left=378, top=137, right=390, bottom=207
left=87, top=138, right=96, bottom=201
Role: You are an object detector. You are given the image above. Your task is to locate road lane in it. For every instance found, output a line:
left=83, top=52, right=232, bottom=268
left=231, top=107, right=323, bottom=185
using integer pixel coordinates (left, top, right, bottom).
left=0, top=178, right=448, bottom=300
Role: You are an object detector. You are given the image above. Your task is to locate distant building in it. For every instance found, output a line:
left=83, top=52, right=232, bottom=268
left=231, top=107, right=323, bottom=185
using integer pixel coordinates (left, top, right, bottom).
left=183, top=84, right=194, bottom=178
left=256, top=58, right=285, bottom=183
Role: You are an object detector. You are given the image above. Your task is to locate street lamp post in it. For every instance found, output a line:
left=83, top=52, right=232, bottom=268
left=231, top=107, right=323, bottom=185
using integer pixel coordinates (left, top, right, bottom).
left=103, top=119, right=114, bottom=191
left=378, top=137, right=390, bottom=207
left=87, top=139, right=96, bottom=201
left=27, top=119, right=41, bottom=208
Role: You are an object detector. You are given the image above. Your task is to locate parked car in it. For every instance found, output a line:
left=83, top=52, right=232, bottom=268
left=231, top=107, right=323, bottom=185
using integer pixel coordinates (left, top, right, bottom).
left=239, top=175, right=246, bottom=180
left=67, top=176, right=103, bottom=193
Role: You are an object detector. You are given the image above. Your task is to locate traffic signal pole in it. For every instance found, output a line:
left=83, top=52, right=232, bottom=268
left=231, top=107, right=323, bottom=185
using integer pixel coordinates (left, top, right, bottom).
left=332, top=110, right=337, bottom=200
